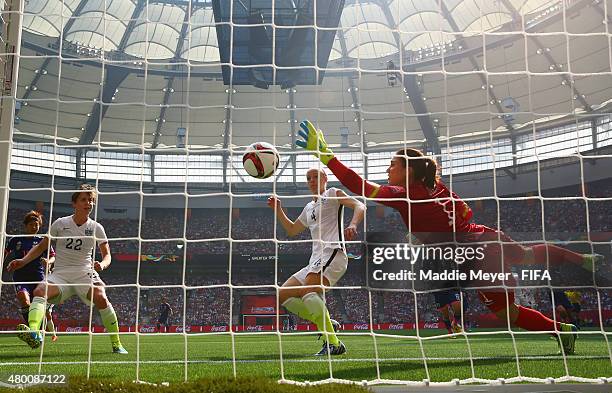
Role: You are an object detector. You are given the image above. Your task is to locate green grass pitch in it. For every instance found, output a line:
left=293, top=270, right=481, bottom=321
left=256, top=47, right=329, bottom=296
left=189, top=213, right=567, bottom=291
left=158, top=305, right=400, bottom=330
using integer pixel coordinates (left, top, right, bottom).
left=1, top=329, right=610, bottom=384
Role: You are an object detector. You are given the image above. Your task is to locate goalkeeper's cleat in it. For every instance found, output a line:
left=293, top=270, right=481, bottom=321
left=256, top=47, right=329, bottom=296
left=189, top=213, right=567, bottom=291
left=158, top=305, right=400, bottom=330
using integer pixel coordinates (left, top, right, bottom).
left=112, top=344, right=128, bottom=354
left=16, top=324, right=42, bottom=349
left=317, top=319, right=341, bottom=341
left=315, top=341, right=346, bottom=356
left=582, top=253, right=604, bottom=272
left=51, top=334, right=58, bottom=342
left=557, top=323, right=578, bottom=355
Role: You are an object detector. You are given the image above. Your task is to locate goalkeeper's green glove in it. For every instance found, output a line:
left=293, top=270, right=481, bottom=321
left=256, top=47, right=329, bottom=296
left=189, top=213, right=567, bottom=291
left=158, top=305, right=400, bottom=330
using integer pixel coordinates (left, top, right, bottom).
left=295, top=120, right=335, bottom=165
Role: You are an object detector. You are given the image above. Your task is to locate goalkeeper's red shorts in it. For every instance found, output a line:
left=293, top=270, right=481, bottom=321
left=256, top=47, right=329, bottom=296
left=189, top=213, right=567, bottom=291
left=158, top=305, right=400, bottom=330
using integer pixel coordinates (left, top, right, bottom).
left=478, top=290, right=516, bottom=313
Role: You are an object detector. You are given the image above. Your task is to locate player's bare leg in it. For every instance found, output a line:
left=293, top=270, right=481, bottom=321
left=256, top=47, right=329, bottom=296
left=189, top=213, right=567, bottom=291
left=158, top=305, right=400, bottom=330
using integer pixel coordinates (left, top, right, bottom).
left=438, top=306, right=455, bottom=336
left=45, top=309, right=58, bottom=342
left=449, top=301, right=464, bottom=334
left=16, top=290, right=30, bottom=323
left=555, top=305, right=570, bottom=323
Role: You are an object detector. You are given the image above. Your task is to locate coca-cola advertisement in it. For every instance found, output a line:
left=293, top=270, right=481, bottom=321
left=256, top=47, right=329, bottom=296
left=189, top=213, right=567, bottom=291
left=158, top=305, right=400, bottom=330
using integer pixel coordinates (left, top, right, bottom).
left=175, top=326, right=192, bottom=333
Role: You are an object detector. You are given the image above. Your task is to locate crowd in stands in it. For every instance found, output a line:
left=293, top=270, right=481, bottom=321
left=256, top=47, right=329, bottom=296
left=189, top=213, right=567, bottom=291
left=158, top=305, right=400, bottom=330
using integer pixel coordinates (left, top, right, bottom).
left=2, top=179, right=611, bottom=327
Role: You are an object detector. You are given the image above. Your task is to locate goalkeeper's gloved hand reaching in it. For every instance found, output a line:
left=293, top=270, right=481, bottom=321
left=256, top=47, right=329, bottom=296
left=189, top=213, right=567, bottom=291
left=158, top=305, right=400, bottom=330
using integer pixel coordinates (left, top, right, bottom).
left=295, top=120, right=335, bottom=165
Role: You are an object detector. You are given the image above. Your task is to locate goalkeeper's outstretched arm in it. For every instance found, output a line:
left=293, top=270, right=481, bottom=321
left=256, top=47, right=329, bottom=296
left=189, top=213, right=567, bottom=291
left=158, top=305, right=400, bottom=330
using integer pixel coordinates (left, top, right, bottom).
left=295, top=119, right=382, bottom=198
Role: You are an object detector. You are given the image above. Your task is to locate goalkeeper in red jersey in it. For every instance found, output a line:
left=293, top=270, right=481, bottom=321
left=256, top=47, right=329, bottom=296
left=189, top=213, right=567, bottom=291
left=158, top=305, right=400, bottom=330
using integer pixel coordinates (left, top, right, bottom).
left=296, top=120, right=604, bottom=355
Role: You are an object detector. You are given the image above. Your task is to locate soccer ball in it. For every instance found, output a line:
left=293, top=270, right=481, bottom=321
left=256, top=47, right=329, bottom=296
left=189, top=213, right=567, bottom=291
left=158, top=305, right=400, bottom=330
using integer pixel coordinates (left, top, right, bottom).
left=242, top=142, right=280, bottom=179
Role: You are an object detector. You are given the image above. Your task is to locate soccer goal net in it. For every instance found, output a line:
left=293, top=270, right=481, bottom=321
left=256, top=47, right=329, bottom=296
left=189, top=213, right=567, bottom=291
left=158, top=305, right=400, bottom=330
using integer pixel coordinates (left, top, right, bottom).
left=0, top=0, right=611, bottom=389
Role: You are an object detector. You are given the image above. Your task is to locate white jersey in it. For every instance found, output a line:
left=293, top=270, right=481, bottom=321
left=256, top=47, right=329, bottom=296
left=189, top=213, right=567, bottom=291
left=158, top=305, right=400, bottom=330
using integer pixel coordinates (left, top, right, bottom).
left=298, top=187, right=345, bottom=266
left=49, top=216, right=107, bottom=272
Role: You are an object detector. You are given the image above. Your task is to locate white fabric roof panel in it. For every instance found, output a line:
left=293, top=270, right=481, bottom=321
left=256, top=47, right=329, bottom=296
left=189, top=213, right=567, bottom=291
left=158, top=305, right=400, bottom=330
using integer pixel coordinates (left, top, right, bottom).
left=13, top=0, right=610, bottom=150
left=181, top=7, right=219, bottom=62
left=399, top=13, right=452, bottom=50
left=23, top=0, right=80, bottom=37
left=341, top=2, right=388, bottom=27
left=64, top=0, right=136, bottom=50
left=449, top=0, right=511, bottom=32
left=124, top=3, right=185, bottom=59
left=22, top=0, right=563, bottom=62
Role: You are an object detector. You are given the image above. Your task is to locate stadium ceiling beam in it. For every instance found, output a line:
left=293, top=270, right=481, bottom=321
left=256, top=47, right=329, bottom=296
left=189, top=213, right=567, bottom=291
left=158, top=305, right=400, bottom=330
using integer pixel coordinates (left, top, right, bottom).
left=221, top=90, right=231, bottom=189
left=591, top=1, right=612, bottom=26
left=591, top=119, right=598, bottom=151
left=438, top=2, right=516, bottom=133
left=402, top=74, right=441, bottom=156
left=438, top=1, right=516, bottom=177
left=18, top=0, right=90, bottom=113
left=116, top=0, right=147, bottom=53
left=151, top=5, right=192, bottom=149
left=497, top=0, right=593, bottom=113
left=377, top=1, right=440, bottom=156
left=78, top=66, right=131, bottom=146
left=336, top=27, right=367, bottom=154
left=154, top=0, right=206, bottom=7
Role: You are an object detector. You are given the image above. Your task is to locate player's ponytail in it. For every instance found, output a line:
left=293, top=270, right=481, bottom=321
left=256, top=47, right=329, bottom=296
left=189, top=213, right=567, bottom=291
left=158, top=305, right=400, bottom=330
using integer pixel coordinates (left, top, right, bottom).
left=423, top=157, right=438, bottom=189
left=395, top=148, right=439, bottom=189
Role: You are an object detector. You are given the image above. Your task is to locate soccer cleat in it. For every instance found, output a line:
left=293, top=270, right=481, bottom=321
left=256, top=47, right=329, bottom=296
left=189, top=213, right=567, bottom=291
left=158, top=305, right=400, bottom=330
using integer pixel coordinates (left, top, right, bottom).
left=582, top=253, right=604, bottom=272
left=16, top=324, right=42, bottom=349
left=51, top=335, right=58, bottom=342
left=557, top=323, right=578, bottom=355
left=112, top=344, right=128, bottom=354
left=314, top=341, right=346, bottom=356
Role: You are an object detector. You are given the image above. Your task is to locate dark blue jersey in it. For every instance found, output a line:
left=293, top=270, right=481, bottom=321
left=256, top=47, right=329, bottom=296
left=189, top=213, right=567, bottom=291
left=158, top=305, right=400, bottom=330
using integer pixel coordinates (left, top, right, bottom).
left=5, top=236, right=54, bottom=282
left=159, top=303, right=171, bottom=318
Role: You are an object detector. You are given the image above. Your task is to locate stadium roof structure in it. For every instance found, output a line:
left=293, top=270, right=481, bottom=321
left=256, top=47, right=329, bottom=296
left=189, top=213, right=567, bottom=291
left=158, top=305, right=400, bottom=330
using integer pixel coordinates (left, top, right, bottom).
left=13, top=0, right=612, bottom=153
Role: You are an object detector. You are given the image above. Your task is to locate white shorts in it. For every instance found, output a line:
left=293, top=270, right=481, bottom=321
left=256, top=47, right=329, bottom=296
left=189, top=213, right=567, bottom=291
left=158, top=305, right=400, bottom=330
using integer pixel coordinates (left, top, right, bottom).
left=46, top=269, right=105, bottom=306
left=292, top=249, right=348, bottom=286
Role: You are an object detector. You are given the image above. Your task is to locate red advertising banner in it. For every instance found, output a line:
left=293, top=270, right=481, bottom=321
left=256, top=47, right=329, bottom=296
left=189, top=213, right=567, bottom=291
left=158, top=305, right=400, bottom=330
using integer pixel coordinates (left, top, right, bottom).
left=241, top=295, right=276, bottom=315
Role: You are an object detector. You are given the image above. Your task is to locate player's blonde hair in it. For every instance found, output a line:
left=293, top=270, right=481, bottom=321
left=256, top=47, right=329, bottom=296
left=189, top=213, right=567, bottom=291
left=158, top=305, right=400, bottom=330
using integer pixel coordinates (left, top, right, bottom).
left=306, top=167, right=327, bottom=180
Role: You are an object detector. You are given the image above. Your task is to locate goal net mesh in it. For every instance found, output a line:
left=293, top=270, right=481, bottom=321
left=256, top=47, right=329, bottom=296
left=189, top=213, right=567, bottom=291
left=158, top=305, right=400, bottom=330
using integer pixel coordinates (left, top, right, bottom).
left=0, top=0, right=611, bottom=387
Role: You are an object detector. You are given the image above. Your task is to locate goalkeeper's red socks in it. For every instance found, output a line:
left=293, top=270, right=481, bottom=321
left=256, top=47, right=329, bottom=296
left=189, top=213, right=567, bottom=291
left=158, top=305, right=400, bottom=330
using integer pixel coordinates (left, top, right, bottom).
left=515, top=305, right=561, bottom=332
left=531, top=244, right=583, bottom=266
